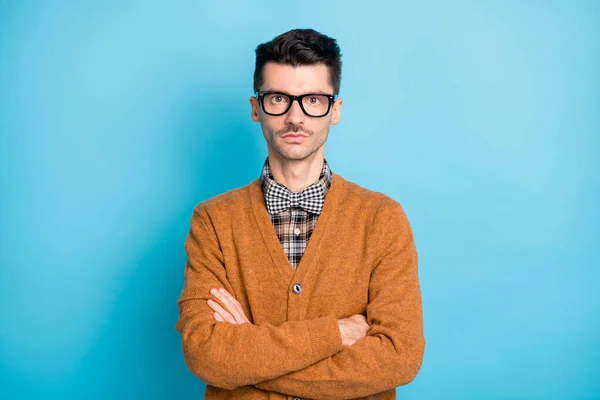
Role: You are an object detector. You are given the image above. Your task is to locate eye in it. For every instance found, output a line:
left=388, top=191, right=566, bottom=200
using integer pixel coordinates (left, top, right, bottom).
left=269, top=94, right=287, bottom=104
left=308, top=96, right=320, bottom=104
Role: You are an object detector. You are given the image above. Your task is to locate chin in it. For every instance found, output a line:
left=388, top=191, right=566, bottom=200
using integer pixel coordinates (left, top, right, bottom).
left=281, top=150, right=316, bottom=161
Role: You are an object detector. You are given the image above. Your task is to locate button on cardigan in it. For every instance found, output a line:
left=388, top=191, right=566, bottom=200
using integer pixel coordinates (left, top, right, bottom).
left=175, top=171, right=426, bottom=399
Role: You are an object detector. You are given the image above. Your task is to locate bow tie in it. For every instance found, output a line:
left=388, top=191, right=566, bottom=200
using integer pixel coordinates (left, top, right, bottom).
left=265, top=182, right=325, bottom=215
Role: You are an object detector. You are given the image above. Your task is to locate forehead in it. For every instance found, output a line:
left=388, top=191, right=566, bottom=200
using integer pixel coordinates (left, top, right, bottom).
left=260, top=62, right=333, bottom=94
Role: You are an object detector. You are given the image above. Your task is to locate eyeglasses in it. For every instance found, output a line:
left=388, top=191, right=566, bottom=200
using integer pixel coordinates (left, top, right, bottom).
left=256, top=91, right=336, bottom=118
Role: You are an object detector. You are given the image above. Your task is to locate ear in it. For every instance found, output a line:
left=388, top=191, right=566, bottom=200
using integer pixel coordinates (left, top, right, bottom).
left=250, top=96, right=261, bottom=122
left=330, top=97, right=343, bottom=125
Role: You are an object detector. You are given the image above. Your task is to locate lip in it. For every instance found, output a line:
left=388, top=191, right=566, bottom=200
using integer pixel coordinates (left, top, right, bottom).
left=281, top=133, right=307, bottom=143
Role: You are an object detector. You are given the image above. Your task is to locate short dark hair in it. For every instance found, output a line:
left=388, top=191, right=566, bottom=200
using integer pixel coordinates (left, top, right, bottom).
left=253, top=28, right=342, bottom=95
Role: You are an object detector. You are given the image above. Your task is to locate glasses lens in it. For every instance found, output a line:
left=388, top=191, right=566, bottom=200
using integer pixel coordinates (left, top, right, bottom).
left=302, top=95, right=330, bottom=117
left=263, top=93, right=291, bottom=115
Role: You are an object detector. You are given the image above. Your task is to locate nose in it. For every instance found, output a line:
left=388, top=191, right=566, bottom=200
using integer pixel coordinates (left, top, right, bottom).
left=284, top=98, right=306, bottom=125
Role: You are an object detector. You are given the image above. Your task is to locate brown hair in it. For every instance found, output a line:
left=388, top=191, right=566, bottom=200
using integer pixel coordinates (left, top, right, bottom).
left=253, top=28, right=342, bottom=95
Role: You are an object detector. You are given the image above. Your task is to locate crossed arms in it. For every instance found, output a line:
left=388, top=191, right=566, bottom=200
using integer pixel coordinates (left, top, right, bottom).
left=174, top=201, right=425, bottom=399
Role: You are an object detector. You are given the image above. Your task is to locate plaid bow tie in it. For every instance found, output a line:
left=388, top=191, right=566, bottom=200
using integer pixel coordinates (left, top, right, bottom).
left=265, top=182, right=325, bottom=215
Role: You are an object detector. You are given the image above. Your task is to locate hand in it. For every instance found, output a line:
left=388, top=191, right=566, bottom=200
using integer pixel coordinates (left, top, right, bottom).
left=207, top=287, right=251, bottom=325
left=337, top=314, right=369, bottom=346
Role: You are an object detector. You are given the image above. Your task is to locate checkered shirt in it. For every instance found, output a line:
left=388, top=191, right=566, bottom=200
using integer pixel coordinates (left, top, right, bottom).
left=260, top=156, right=332, bottom=270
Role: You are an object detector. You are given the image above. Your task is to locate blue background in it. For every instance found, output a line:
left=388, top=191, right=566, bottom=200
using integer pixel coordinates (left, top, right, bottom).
left=1, top=1, right=598, bottom=399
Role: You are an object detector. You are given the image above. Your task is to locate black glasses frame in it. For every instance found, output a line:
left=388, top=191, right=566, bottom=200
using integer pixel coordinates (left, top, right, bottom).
left=256, top=91, right=337, bottom=118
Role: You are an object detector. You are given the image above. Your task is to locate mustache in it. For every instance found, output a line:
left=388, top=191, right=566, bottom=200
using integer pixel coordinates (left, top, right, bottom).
left=277, top=126, right=311, bottom=135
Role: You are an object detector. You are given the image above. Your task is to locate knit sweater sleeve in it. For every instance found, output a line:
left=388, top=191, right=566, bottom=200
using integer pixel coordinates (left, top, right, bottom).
left=253, top=198, right=426, bottom=399
left=174, top=205, right=343, bottom=391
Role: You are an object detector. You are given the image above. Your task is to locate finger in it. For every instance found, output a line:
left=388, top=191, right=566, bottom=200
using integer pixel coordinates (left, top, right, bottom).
left=212, top=308, right=229, bottom=323
left=211, top=289, right=243, bottom=323
left=353, top=314, right=368, bottom=325
left=208, top=300, right=235, bottom=324
left=216, top=288, right=246, bottom=320
left=218, top=288, right=250, bottom=323
left=210, top=288, right=242, bottom=321
left=207, top=299, right=233, bottom=320
left=353, top=313, right=367, bottom=321
left=212, top=288, right=248, bottom=324
left=214, top=312, right=224, bottom=322
left=207, top=299, right=236, bottom=324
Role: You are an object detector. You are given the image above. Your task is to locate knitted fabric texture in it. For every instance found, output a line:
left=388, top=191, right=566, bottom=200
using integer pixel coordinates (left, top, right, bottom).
left=175, top=171, right=426, bottom=400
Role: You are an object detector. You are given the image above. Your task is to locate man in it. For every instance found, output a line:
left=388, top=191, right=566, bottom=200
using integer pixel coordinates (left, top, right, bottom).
left=175, top=28, right=425, bottom=400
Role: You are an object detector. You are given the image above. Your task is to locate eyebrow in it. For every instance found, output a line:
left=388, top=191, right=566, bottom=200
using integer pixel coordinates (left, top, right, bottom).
left=260, top=88, right=331, bottom=95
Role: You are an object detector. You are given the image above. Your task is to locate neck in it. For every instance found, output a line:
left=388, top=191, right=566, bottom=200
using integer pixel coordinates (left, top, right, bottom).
left=267, top=150, right=324, bottom=193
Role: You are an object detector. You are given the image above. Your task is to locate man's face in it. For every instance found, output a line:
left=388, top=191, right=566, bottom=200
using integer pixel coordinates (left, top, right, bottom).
left=250, top=62, right=342, bottom=162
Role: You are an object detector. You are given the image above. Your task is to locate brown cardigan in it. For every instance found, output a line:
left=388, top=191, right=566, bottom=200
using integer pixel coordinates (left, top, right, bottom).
left=175, top=172, right=425, bottom=399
